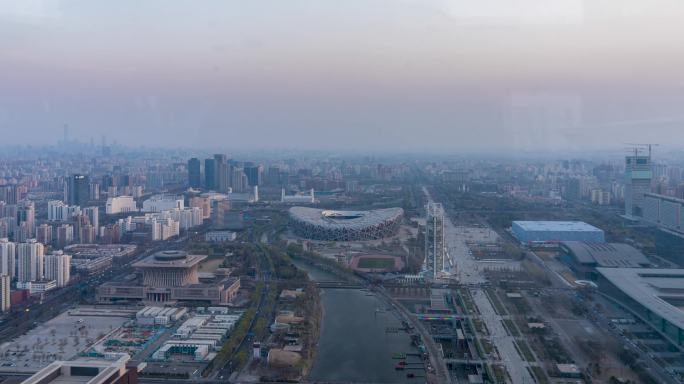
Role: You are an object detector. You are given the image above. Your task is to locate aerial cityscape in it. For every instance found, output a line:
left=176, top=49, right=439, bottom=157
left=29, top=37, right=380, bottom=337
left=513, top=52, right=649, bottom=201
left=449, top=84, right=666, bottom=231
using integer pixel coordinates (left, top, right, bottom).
left=0, top=140, right=683, bottom=384
left=2, top=1, right=684, bottom=384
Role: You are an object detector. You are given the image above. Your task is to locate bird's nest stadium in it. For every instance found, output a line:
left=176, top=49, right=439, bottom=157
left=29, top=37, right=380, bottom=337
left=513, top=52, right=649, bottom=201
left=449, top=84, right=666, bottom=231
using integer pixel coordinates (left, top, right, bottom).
left=289, top=206, right=404, bottom=241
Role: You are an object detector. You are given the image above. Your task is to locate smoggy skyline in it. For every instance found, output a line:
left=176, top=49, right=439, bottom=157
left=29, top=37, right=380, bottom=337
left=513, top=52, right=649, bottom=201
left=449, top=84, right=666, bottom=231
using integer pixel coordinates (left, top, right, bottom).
left=2, top=0, right=684, bottom=151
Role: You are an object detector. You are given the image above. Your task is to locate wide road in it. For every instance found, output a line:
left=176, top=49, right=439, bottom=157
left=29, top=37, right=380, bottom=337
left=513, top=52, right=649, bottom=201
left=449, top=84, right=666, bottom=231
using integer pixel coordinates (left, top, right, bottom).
left=423, top=186, right=534, bottom=383
left=215, top=244, right=272, bottom=381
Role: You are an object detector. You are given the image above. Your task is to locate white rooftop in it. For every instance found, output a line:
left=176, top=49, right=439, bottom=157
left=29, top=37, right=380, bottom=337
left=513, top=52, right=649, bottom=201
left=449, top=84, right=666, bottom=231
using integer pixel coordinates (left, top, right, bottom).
left=289, top=206, right=404, bottom=230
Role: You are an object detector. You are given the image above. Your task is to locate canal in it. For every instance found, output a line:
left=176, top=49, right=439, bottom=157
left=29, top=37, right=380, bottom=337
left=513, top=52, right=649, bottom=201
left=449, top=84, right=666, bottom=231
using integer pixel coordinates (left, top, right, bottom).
left=293, top=260, right=422, bottom=383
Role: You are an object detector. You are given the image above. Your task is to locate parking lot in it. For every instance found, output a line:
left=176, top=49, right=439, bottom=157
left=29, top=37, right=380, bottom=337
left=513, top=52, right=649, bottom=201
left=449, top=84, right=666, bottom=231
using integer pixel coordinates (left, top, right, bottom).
left=0, top=307, right=130, bottom=372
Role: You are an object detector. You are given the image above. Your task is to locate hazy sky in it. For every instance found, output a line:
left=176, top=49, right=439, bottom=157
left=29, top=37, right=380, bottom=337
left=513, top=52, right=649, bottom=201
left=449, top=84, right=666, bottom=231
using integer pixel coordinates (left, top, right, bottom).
left=1, top=0, right=684, bottom=151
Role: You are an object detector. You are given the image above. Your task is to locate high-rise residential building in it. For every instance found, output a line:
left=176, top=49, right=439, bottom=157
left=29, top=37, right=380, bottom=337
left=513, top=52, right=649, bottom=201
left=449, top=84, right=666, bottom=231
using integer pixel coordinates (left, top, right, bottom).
left=211, top=199, right=231, bottom=228
left=101, top=223, right=122, bottom=244
left=48, top=200, right=63, bottom=221
left=56, top=224, right=74, bottom=249
left=84, top=206, right=99, bottom=231
left=0, top=219, right=9, bottom=239
left=188, top=158, right=201, bottom=188
left=45, top=251, right=71, bottom=287
left=89, top=182, right=100, bottom=201
left=65, top=174, right=90, bottom=206
left=425, top=202, right=446, bottom=279
left=0, top=185, right=19, bottom=204
left=17, top=239, right=44, bottom=283
left=204, top=158, right=216, bottom=190
left=189, top=196, right=212, bottom=220
left=79, top=224, right=96, bottom=244
left=47, top=200, right=81, bottom=221
left=625, top=155, right=653, bottom=218
left=231, top=167, right=248, bottom=192
left=36, top=224, right=53, bottom=245
left=14, top=222, right=32, bottom=243
left=244, top=163, right=263, bottom=187
left=0, top=275, right=9, bottom=312
left=0, top=238, right=15, bottom=279
left=17, top=200, right=35, bottom=239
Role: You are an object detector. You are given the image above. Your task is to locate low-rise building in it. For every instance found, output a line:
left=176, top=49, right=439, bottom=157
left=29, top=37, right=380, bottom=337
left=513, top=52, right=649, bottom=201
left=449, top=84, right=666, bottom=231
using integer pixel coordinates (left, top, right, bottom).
left=136, top=306, right=187, bottom=326
left=106, top=196, right=137, bottom=215
left=205, top=230, right=237, bottom=242
left=512, top=221, right=605, bottom=244
left=65, top=244, right=137, bottom=260
left=20, top=354, right=143, bottom=384
left=72, top=256, right=112, bottom=275
left=142, top=194, right=184, bottom=212
left=97, top=250, right=241, bottom=305
left=597, top=268, right=684, bottom=351
left=281, top=188, right=315, bottom=204
left=17, top=279, right=57, bottom=294
left=152, top=311, right=243, bottom=361
left=560, top=241, right=651, bottom=280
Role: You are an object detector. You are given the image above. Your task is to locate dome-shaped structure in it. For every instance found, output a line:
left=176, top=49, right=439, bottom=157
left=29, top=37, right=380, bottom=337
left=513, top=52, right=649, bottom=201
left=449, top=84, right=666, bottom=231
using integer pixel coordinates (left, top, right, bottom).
left=153, top=250, right=188, bottom=261
left=289, top=207, right=403, bottom=241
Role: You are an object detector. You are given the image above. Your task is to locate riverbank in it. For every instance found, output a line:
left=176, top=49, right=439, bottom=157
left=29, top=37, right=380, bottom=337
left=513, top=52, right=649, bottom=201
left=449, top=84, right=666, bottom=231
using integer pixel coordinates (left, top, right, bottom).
left=292, top=257, right=421, bottom=384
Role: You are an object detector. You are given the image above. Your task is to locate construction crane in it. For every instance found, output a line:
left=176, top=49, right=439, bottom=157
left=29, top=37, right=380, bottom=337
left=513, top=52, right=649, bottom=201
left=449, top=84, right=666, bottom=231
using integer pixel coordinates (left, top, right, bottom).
left=624, top=143, right=659, bottom=158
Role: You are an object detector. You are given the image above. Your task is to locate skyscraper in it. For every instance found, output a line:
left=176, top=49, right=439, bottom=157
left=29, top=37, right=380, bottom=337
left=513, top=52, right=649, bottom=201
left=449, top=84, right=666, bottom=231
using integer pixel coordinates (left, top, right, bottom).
left=17, top=239, right=44, bottom=283
left=0, top=238, right=15, bottom=279
left=625, top=154, right=653, bottom=218
left=425, top=202, right=446, bottom=279
left=0, top=275, right=9, bottom=312
left=214, top=154, right=229, bottom=192
left=65, top=174, right=90, bottom=206
left=244, top=163, right=263, bottom=187
left=188, top=158, right=201, bottom=188
left=204, top=158, right=216, bottom=190
left=265, top=166, right=280, bottom=186
left=45, top=251, right=71, bottom=287
left=231, top=167, right=247, bottom=192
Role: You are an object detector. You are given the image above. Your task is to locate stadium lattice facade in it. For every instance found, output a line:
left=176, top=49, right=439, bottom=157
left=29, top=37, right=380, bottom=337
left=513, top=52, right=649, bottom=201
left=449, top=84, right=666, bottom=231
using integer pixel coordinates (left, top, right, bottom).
left=289, top=207, right=404, bottom=241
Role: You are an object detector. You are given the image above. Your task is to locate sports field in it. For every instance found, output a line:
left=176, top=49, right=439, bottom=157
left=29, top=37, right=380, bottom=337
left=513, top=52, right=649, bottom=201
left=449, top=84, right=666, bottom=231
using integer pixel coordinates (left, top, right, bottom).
left=350, top=254, right=404, bottom=272
left=357, top=257, right=396, bottom=269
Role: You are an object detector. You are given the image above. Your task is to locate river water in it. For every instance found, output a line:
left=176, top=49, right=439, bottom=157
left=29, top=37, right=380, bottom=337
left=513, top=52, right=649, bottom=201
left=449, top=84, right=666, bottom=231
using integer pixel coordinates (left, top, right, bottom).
left=293, top=260, right=420, bottom=383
